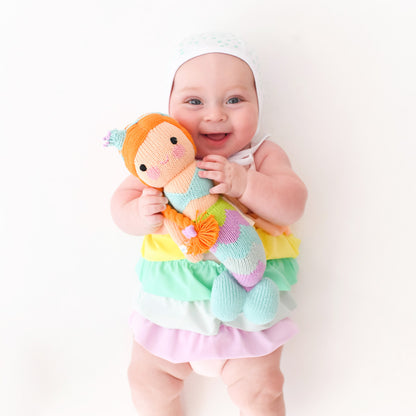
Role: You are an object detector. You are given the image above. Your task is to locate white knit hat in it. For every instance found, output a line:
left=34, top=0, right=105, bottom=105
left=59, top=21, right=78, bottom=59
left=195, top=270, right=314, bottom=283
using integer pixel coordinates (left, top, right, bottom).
left=167, top=32, right=263, bottom=111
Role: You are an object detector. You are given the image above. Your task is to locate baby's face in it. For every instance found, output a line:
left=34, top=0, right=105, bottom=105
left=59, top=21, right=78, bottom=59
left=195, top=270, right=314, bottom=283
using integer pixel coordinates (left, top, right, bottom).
left=169, top=53, right=259, bottom=159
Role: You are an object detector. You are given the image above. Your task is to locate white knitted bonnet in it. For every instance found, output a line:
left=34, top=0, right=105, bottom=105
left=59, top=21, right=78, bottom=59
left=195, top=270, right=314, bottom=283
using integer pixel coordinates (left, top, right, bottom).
left=167, top=32, right=269, bottom=164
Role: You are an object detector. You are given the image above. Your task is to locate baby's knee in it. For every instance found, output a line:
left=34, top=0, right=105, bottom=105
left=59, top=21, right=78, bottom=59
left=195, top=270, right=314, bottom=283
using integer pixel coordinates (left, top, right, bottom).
left=226, top=366, right=285, bottom=412
left=255, top=370, right=285, bottom=405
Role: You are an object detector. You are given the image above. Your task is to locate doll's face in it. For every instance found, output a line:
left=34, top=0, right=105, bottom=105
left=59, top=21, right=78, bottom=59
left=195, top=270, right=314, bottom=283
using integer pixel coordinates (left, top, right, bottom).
left=134, top=122, right=195, bottom=187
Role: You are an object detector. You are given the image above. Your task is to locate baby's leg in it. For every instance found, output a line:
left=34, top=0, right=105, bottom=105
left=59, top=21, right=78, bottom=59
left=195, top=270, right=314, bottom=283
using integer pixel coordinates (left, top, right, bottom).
left=128, top=341, right=192, bottom=416
left=220, top=347, right=285, bottom=416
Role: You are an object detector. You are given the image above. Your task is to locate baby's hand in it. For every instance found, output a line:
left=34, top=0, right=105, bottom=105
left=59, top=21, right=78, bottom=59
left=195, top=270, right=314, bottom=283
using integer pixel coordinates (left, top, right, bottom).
left=138, top=188, right=168, bottom=232
left=197, top=155, right=248, bottom=198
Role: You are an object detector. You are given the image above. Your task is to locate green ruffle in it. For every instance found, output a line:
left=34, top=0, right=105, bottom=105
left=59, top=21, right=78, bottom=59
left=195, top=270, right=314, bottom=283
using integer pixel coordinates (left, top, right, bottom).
left=136, top=258, right=298, bottom=302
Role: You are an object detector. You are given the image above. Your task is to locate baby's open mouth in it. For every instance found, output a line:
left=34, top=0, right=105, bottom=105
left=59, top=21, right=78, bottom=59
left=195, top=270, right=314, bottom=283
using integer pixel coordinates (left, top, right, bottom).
left=203, top=133, right=229, bottom=141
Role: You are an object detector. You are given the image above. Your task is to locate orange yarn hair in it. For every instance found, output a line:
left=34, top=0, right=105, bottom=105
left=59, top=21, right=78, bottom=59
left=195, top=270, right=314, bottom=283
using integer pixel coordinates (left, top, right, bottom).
left=163, top=205, right=219, bottom=255
left=121, top=113, right=196, bottom=179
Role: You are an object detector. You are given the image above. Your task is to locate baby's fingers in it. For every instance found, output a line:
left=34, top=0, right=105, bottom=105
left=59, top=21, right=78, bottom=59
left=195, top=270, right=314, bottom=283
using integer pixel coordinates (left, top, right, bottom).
left=139, top=193, right=168, bottom=216
left=198, top=169, right=225, bottom=183
left=209, top=183, right=230, bottom=195
left=197, top=160, right=224, bottom=173
left=142, top=194, right=168, bottom=206
left=146, top=213, right=164, bottom=227
left=141, top=202, right=167, bottom=216
left=201, top=154, right=227, bottom=164
left=142, top=187, right=163, bottom=197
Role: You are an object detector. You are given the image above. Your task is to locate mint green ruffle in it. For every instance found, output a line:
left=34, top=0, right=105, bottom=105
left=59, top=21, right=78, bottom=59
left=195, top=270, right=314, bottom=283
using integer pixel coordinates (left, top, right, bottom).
left=136, top=258, right=298, bottom=302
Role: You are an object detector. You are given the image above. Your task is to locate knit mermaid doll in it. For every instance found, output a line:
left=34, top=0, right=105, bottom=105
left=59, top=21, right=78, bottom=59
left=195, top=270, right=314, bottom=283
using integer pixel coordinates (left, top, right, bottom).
left=104, top=113, right=280, bottom=325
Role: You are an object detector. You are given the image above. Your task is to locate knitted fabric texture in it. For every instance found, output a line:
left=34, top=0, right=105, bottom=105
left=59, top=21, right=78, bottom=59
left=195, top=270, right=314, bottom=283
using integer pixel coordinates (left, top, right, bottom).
left=164, top=168, right=213, bottom=212
left=121, top=113, right=195, bottom=179
left=205, top=199, right=266, bottom=289
left=105, top=113, right=280, bottom=324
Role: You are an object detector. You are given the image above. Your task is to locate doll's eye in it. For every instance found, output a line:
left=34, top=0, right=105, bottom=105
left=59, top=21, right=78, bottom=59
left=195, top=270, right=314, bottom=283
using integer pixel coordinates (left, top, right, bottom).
left=139, top=164, right=147, bottom=171
left=170, top=137, right=178, bottom=144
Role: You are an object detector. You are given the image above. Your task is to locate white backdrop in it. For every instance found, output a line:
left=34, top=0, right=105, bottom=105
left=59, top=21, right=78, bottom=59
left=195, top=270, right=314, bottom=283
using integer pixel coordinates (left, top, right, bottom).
left=1, top=1, right=415, bottom=415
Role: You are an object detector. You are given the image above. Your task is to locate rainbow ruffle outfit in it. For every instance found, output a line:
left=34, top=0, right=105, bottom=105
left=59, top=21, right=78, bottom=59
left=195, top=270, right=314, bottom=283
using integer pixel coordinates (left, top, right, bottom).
left=129, top=229, right=300, bottom=363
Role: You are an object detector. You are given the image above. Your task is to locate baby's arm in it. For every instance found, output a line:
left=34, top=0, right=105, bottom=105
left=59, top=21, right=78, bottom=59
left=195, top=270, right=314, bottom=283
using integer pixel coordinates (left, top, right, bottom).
left=111, top=175, right=168, bottom=236
left=197, top=141, right=307, bottom=226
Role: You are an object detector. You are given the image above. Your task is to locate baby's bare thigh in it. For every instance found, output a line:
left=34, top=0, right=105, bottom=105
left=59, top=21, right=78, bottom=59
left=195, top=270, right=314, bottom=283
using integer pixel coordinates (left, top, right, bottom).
left=128, top=341, right=193, bottom=415
left=129, top=341, right=192, bottom=386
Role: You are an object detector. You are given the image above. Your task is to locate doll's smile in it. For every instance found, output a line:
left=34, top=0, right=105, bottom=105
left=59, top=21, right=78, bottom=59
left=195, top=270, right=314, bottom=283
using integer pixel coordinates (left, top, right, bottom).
left=159, top=156, right=169, bottom=165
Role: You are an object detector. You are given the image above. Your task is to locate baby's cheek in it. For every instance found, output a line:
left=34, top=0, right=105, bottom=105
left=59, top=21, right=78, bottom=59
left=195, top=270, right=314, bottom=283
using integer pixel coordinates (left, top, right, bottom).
left=146, top=166, right=161, bottom=180
left=172, top=144, right=185, bottom=159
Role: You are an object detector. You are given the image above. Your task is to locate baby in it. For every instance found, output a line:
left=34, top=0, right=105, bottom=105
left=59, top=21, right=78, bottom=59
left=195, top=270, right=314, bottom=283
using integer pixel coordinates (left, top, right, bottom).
left=110, top=33, right=307, bottom=416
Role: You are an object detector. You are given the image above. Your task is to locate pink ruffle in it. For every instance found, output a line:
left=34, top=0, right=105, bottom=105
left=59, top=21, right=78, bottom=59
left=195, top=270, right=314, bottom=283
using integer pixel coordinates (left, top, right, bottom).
left=129, top=311, right=298, bottom=363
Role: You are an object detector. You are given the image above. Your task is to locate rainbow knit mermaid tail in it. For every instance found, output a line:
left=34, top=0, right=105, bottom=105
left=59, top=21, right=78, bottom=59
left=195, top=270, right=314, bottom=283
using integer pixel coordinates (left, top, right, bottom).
left=201, top=198, right=280, bottom=324
left=164, top=170, right=280, bottom=325
left=211, top=272, right=280, bottom=324
left=206, top=198, right=266, bottom=290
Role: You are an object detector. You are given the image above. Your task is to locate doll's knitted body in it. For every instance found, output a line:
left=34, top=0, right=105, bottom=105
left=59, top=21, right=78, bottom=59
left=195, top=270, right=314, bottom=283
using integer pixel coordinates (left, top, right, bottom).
left=105, top=113, right=280, bottom=324
left=164, top=163, right=279, bottom=323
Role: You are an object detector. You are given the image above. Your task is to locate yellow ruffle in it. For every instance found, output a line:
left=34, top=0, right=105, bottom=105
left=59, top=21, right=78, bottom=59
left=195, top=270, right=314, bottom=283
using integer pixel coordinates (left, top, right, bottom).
left=141, top=228, right=300, bottom=261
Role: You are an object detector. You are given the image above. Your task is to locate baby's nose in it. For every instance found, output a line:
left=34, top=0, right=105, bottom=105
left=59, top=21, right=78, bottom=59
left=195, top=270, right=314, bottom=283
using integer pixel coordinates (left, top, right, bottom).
left=204, top=106, right=227, bottom=122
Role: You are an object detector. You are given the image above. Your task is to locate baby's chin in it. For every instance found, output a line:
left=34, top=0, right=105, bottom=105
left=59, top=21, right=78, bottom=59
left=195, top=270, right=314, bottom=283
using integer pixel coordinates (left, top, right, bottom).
left=196, top=146, right=236, bottom=160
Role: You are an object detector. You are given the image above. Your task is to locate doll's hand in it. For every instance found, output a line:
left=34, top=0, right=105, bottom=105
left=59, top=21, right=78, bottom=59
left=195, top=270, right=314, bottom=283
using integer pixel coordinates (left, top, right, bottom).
left=138, top=188, right=168, bottom=232
left=164, top=218, right=204, bottom=262
left=197, top=155, right=248, bottom=198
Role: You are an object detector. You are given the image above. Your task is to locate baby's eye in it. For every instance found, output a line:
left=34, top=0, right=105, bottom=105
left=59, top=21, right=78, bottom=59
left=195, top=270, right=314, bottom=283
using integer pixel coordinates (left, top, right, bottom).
left=187, top=98, right=202, bottom=105
left=170, top=137, right=178, bottom=144
left=139, top=164, right=147, bottom=172
left=227, top=97, right=242, bottom=104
